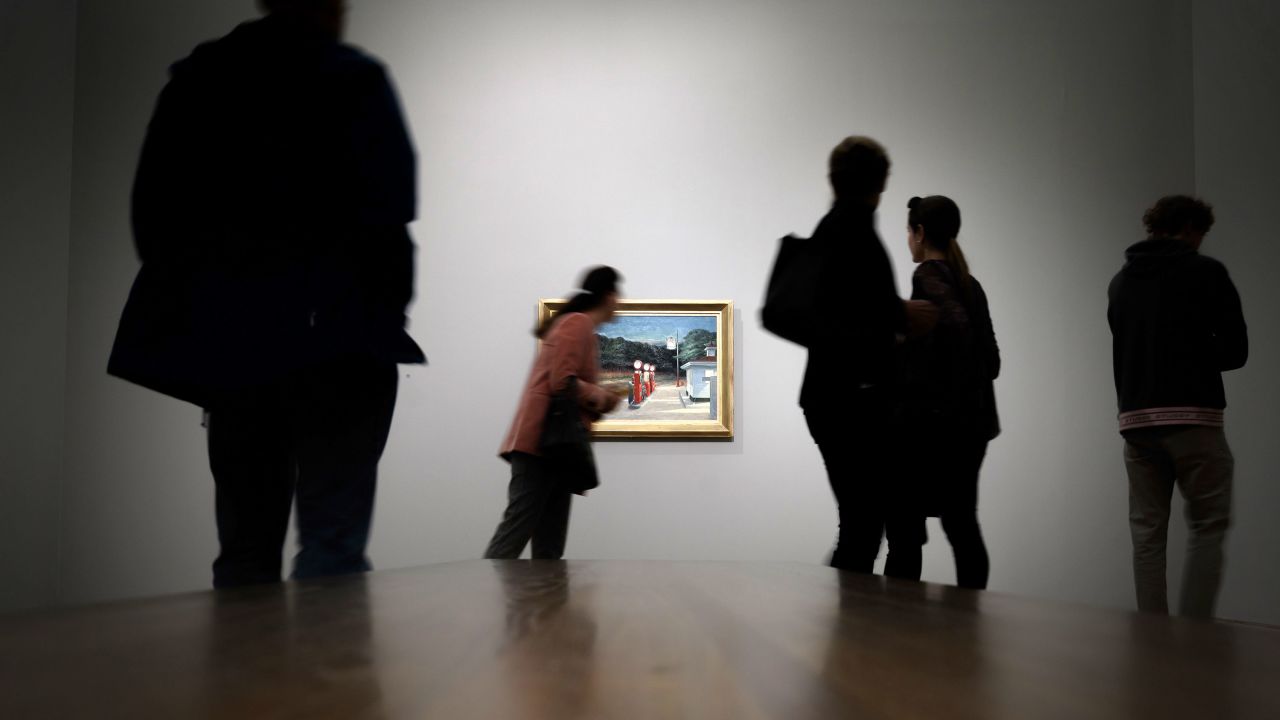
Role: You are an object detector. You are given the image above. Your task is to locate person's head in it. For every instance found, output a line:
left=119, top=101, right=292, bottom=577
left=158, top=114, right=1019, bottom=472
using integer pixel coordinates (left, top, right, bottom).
left=1143, top=195, right=1215, bottom=249
left=536, top=266, right=623, bottom=338
left=829, top=136, right=891, bottom=209
left=907, top=195, right=971, bottom=285
left=259, top=0, right=348, bottom=41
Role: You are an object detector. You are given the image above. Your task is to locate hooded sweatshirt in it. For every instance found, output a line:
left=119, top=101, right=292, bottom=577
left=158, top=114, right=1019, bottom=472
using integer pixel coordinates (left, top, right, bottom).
left=1107, top=236, right=1248, bottom=432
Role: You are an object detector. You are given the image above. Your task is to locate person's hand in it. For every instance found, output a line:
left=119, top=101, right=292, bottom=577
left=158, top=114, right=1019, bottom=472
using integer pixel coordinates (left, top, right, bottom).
left=904, top=300, right=939, bottom=338
left=600, top=392, right=622, bottom=413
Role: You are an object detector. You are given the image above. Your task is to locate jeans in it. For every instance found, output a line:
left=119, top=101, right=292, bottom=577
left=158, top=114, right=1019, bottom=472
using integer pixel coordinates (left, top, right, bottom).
left=484, top=452, right=573, bottom=560
left=205, top=357, right=398, bottom=588
left=1123, top=425, right=1234, bottom=619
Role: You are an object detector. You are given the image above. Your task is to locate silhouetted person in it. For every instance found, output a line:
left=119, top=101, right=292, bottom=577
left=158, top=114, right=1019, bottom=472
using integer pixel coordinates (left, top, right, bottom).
left=801, top=137, right=936, bottom=576
left=896, top=196, right=1000, bottom=589
left=1108, top=195, right=1247, bottom=618
left=108, top=0, right=425, bottom=588
left=485, top=267, right=623, bottom=560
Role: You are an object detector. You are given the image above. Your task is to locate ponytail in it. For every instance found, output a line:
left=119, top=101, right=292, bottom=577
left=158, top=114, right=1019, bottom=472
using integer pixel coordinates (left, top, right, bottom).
left=945, top=240, right=973, bottom=294
left=535, top=265, right=622, bottom=338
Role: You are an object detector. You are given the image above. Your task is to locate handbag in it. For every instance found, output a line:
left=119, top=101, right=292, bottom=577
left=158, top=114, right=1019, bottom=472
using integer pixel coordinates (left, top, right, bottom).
left=538, top=376, right=600, bottom=495
left=760, top=234, right=823, bottom=347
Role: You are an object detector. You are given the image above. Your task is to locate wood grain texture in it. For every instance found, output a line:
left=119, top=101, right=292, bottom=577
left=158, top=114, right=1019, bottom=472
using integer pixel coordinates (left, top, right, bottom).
left=2, top=561, right=1277, bottom=719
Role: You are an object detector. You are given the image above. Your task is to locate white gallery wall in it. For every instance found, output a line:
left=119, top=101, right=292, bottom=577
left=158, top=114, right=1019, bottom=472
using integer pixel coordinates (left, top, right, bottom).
left=12, top=0, right=1270, bottom=624
left=0, top=0, right=76, bottom=611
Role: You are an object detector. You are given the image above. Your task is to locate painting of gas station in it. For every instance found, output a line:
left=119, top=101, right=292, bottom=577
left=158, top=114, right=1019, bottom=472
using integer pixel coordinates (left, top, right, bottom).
left=536, top=299, right=734, bottom=439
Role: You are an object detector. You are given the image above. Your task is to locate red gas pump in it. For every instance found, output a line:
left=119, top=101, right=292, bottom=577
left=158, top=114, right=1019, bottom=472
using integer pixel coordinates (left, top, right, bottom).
left=632, top=360, right=643, bottom=405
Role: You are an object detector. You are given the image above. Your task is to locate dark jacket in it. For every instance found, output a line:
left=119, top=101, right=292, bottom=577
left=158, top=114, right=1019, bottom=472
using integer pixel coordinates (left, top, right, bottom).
left=801, top=203, right=905, bottom=415
left=108, top=16, right=424, bottom=407
left=899, top=261, right=1000, bottom=442
left=1107, top=237, right=1247, bottom=425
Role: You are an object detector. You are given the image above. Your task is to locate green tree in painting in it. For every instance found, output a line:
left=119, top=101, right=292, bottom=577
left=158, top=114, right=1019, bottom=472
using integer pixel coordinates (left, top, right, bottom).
left=677, top=329, right=716, bottom=365
left=597, top=328, right=716, bottom=373
left=597, top=335, right=678, bottom=372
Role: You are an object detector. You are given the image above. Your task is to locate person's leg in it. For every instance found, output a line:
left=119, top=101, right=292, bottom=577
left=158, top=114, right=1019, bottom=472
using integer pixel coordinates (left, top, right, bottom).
left=530, top=477, right=573, bottom=560
left=941, top=441, right=990, bottom=590
left=1124, top=429, right=1177, bottom=614
left=884, top=513, right=925, bottom=581
left=941, top=512, right=989, bottom=589
left=206, top=403, right=295, bottom=588
left=1171, top=427, right=1234, bottom=619
left=808, top=410, right=885, bottom=573
left=292, top=359, right=397, bottom=580
left=485, top=453, right=556, bottom=559
left=883, top=428, right=936, bottom=583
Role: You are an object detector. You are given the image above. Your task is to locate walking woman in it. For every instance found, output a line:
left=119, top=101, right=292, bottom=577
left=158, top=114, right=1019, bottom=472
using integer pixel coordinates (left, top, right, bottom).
left=898, top=196, right=1001, bottom=589
left=484, top=266, right=623, bottom=559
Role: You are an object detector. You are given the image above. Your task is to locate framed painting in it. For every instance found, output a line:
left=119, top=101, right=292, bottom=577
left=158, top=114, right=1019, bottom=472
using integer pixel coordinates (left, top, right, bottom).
left=537, top=299, right=734, bottom=439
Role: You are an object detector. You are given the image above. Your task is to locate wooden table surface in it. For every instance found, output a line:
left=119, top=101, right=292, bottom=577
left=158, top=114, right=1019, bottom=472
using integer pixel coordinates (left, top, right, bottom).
left=2, top=560, right=1277, bottom=719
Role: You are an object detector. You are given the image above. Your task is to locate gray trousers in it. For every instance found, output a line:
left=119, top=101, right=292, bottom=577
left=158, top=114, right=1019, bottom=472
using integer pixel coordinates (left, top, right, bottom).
left=1123, top=425, right=1234, bottom=619
left=484, top=452, right=573, bottom=560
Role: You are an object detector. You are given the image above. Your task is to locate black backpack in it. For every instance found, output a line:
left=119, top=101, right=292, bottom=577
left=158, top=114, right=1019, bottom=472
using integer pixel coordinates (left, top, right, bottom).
left=760, top=234, right=823, bottom=347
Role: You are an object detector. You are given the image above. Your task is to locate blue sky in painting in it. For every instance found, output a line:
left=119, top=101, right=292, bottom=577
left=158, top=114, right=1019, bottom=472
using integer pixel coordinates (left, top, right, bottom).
left=598, top=315, right=717, bottom=344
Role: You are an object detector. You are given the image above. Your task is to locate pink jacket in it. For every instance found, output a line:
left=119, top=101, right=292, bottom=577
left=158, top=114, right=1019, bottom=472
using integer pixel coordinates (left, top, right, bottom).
left=499, top=312, right=616, bottom=458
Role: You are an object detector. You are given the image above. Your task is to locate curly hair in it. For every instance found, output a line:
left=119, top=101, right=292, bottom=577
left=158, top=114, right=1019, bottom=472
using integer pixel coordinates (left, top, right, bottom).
left=1143, top=195, right=1215, bottom=237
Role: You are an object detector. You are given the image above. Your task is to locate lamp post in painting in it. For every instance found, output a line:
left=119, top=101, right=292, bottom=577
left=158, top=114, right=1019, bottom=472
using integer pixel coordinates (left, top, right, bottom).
left=666, top=331, right=680, bottom=388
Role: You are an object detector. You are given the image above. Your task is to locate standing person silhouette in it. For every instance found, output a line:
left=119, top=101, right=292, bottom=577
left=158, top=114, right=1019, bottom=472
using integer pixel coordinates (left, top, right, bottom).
left=801, top=137, right=936, bottom=576
left=109, top=0, right=425, bottom=587
left=897, top=195, right=1001, bottom=589
left=1108, top=195, right=1247, bottom=618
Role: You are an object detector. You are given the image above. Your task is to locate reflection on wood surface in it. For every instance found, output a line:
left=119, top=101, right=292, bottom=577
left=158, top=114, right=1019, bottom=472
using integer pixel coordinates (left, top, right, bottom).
left=2, top=560, right=1278, bottom=719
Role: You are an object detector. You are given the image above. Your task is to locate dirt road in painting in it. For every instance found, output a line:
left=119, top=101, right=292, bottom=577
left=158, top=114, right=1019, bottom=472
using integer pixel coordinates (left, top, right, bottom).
left=603, top=383, right=712, bottom=421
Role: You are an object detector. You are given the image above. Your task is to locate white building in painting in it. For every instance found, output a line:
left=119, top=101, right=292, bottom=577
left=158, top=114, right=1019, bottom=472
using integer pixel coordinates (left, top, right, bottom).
left=680, top=343, right=717, bottom=401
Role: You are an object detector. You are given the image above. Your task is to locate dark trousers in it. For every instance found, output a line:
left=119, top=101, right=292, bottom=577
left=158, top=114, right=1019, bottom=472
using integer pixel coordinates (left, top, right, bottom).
left=807, top=405, right=923, bottom=578
left=205, top=358, right=398, bottom=588
left=942, top=441, right=990, bottom=589
left=897, top=439, right=991, bottom=589
left=484, top=452, right=573, bottom=560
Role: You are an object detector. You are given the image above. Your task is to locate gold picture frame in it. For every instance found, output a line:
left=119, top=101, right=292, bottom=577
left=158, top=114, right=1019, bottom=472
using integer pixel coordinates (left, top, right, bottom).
left=537, top=299, right=734, bottom=439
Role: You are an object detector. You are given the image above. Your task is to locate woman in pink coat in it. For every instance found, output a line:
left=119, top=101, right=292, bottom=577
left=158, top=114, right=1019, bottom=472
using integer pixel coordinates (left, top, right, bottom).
left=484, top=267, right=623, bottom=559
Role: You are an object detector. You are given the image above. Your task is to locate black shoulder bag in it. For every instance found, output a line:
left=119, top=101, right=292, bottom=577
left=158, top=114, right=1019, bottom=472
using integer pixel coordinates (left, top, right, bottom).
left=761, top=234, right=823, bottom=347
left=539, top=377, right=600, bottom=495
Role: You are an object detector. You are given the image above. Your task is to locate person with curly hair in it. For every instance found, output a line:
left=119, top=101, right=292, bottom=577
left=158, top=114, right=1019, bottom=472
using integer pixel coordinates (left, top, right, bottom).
left=1108, top=195, right=1248, bottom=618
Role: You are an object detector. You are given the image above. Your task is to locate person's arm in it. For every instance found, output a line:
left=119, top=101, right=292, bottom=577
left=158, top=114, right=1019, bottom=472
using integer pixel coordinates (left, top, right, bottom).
left=1209, top=261, right=1248, bottom=371
left=550, top=314, right=619, bottom=413
left=973, top=281, right=1001, bottom=380
left=348, top=60, right=419, bottom=320
left=912, top=263, right=961, bottom=338
left=131, top=79, right=190, bottom=264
